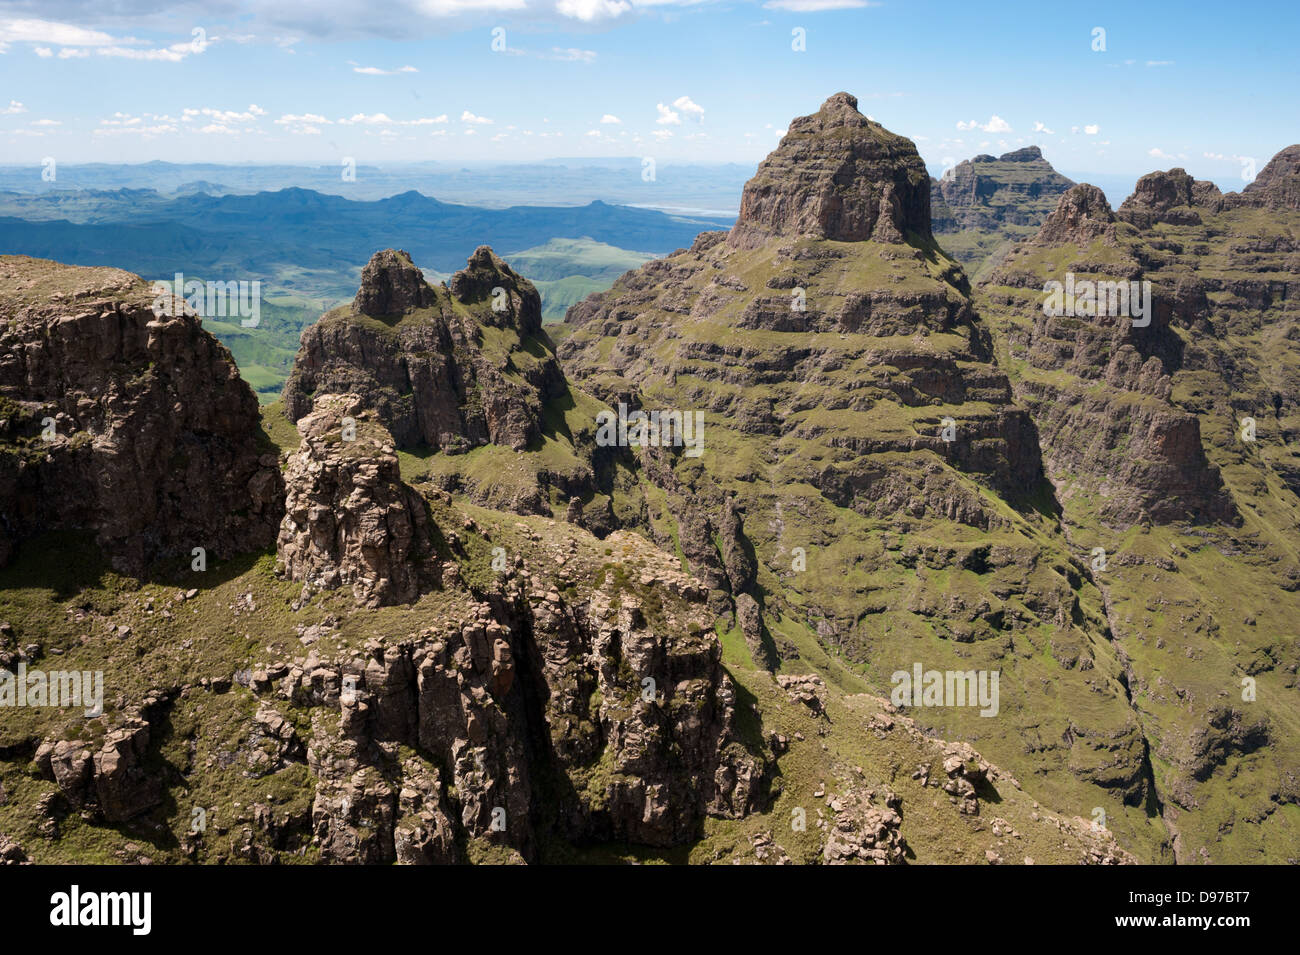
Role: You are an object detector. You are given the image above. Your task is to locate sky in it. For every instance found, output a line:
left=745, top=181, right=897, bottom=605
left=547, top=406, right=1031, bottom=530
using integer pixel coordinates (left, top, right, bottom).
left=0, top=0, right=1296, bottom=188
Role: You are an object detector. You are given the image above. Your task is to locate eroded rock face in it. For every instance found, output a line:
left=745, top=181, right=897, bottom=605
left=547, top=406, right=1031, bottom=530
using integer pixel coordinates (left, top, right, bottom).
left=0, top=256, right=283, bottom=571
left=277, top=394, right=441, bottom=607
left=352, top=248, right=437, bottom=315
left=266, top=531, right=764, bottom=860
left=982, top=187, right=1235, bottom=526
left=1036, top=183, right=1117, bottom=246
left=728, top=92, right=932, bottom=248
left=282, top=247, right=560, bottom=453
left=1119, top=168, right=1223, bottom=227
left=931, top=146, right=1076, bottom=233
left=1237, top=143, right=1300, bottom=210
left=34, top=694, right=170, bottom=823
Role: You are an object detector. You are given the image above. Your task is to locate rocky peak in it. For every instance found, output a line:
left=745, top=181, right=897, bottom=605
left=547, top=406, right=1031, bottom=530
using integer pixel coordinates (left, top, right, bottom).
left=449, top=245, right=543, bottom=336
left=728, top=91, right=931, bottom=248
left=1119, top=168, right=1222, bottom=226
left=283, top=247, right=561, bottom=453
left=1239, top=143, right=1300, bottom=209
left=931, top=145, right=1076, bottom=247
left=353, top=249, right=436, bottom=316
left=276, top=393, right=441, bottom=607
left=998, top=146, right=1044, bottom=163
left=1035, top=183, right=1117, bottom=245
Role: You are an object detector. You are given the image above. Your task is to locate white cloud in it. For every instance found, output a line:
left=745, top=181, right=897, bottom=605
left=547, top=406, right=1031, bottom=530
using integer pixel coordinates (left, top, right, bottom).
left=1033, top=121, right=1055, bottom=134
left=0, top=18, right=116, bottom=48
left=763, top=0, right=877, bottom=9
left=338, top=112, right=395, bottom=125
left=95, top=43, right=200, bottom=62
left=548, top=47, right=597, bottom=62
left=957, top=115, right=1011, bottom=133
left=183, top=106, right=264, bottom=124
left=601, top=114, right=622, bottom=124
left=277, top=113, right=332, bottom=125
left=1146, top=60, right=1173, bottom=67
left=29, top=118, right=60, bottom=126
left=1, top=100, right=26, bottom=114
left=556, top=0, right=632, bottom=21
left=353, top=64, right=419, bottom=74
left=461, top=110, right=493, bottom=125
left=276, top=112, right=332, bottom=134
left=672, top=95, right=704, bottom=121
left=415, top=0, right=528, bottom=14
left=656, top=102, right=680, bottom=125
left=1083, top=124, right=1099, bottom=135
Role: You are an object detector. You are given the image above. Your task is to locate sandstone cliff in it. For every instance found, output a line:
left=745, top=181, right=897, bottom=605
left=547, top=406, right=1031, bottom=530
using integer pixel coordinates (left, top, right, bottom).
left=0, top=256, right=282, bottom=572
left=930, top=146, right=1076, bottom=274
left=283, top=247, right=559, bottom=453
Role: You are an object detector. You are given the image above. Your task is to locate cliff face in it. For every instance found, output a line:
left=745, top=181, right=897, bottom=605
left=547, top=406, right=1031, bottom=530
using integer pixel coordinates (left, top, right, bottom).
left=981, top=183, right=1234, bottom=526
left=932, top=146, right=1076, bottom=231
left=975, top=147, right=1300, bottom=860
left=930, top=146, right=1076, bottom=274
left=276, top=394, right=444, bottom=608
left=0, top=256, right=283, bottom=572
left=279, top=247, right=626, bottom=526
left=729, top=92, right=932, bottom=249
left=283, top=247, right=559, bottom=454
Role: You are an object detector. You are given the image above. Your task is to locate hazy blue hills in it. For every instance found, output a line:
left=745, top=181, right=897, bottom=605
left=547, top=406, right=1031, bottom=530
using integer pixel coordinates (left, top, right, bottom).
left=0, top=158, right=750, bottom=210
left=0, top=186, right=730, bottom=296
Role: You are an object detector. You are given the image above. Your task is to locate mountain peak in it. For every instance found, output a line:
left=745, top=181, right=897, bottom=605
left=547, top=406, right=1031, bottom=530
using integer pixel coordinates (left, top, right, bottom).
left=728, top=91, right=931, bottom=248
left=1118, top=167, right=1222, bottom=226
left=1035, top=183, right=1116, bottom=245
left=449, top=245, right=543, bottom=335
left=352, top=248, right=435, bottom=316
left=1240, top=143, right=1300, bottom=209
left=999, top=146, right=1044, bottom=162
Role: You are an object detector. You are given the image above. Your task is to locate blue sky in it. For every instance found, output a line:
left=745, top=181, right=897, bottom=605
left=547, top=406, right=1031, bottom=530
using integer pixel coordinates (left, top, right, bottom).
left=0, top=0, right=1296, bottom=188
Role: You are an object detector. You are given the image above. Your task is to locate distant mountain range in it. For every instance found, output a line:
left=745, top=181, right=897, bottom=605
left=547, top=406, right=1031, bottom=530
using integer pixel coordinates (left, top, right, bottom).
left=0, top=187, right=731, bottom=293
left=0, top=158, right=751, bottom=211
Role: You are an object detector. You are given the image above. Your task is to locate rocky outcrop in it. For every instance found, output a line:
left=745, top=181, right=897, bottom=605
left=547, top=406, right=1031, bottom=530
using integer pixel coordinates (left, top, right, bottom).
left=1118, top=168, right=1223, bottom=227
left=352, top=247, right=437, bottom=315
left=276, top=394, right=442, bottom=607
left=236, top=529, right=763, bottom=860
left=932, top=146, right=1076, bottom=232
left=282, top=248, right=559, bottom=453
left=981, top=186, right=1234, bottom=525
left=728, top=92, right=931, bottom=249
left=34, top=695, right=169, bottom=823
left=822, top=788, right=906, bottom=864
left=0, top=256, right=283, bottom=571
left=1036, top=183, right=1118, bottom=246
left=1236, top=143, right=1300, bottom=210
